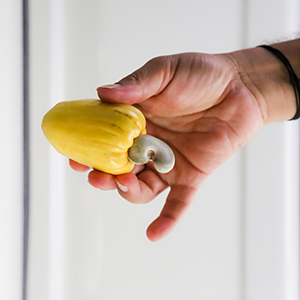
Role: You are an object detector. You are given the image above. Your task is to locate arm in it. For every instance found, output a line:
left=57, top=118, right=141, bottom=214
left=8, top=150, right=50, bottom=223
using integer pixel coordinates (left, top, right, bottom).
left=70, top=38, right=300, bottom=241
left=227, top=39, right=300, bottom=123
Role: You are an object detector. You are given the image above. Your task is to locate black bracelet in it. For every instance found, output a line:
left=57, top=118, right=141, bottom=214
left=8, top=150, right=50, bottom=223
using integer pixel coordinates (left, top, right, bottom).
left=259, top=45, right=300, bottom=120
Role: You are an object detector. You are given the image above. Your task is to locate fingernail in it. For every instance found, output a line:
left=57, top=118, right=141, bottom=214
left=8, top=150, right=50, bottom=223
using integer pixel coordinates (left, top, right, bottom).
left=116, top=180, right=128, bottom=192
left=97, top=83, right=120, bottom=90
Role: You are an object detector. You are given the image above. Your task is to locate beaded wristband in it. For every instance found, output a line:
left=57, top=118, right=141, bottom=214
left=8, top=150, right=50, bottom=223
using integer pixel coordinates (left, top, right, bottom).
left=259, top=45, right=300, bottom=120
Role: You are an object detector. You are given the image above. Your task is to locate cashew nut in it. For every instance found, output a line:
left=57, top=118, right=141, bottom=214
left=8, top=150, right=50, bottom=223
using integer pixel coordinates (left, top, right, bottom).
left=128, top=134, right=175, bottom=174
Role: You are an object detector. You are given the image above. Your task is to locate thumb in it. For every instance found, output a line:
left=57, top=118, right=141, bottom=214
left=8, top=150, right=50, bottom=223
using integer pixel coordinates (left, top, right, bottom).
left=97, top=56, right=175, bottom=104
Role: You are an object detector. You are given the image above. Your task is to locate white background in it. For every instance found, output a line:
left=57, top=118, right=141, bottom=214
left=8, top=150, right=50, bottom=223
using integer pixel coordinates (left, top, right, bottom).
left=0, top=1, right=23, bottom=300
left=1, top=0, right=299, bottom=299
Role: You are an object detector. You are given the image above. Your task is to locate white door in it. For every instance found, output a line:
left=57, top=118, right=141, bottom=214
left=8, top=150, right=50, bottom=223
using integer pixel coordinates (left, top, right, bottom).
left=23, top=0, right=300, bottom=300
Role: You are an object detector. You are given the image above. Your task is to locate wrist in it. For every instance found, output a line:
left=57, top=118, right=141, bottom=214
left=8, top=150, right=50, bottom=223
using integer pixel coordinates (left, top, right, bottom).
left=227, top=39, right=300, bottom=124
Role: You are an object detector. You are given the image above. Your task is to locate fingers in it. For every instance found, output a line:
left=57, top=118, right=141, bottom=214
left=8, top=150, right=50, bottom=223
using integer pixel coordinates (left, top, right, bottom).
left=97, top=56, right=177, bottom=104
left=72, top=159, right=168, bottom=205
left=85, top=164, right=144, bottom=190
left=70, top=159, right=196, bottom=241
left=69, top=159, right=90, bottom=172
left=85, top=168, right=196, bottom=242
left=88, top=170, right=117, bottom=190
left=115, top=168, right=168, bottom=204
left=146, top=185, right=197, bottom=242
left=86, top=166, right=168, bottom=204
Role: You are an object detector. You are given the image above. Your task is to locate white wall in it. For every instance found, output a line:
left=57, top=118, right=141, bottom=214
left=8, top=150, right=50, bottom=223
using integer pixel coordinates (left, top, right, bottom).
left=27, top=0, right=299, bottom=300
left=0, top=1, right=23, bottom=299
left=244, top=1, right=300, bottom=299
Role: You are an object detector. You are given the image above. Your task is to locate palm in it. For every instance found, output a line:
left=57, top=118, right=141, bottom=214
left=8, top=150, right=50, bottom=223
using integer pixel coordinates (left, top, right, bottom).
left=70, top=52, right=264, bottom=241
left=134, top=53, right=263, bottom=186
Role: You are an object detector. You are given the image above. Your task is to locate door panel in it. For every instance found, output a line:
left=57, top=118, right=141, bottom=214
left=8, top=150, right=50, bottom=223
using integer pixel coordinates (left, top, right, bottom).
left=0, top=1, right=23, bottom=299
left=27, top=0, right=299, bottom=299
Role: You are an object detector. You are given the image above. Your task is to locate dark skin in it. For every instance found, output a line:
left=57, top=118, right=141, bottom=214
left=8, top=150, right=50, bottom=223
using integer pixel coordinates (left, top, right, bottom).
left=70, top=40, right=299, bottom=241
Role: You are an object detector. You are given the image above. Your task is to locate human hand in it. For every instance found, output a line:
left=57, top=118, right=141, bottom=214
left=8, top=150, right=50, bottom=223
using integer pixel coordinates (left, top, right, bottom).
left=70, top=47, right=297, bottom=241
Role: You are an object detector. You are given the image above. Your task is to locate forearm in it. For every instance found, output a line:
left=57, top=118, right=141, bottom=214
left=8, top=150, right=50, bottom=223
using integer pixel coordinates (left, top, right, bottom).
left=274, top=39, right=300, bottom=75
left=227, top=39, right=300, bottom=124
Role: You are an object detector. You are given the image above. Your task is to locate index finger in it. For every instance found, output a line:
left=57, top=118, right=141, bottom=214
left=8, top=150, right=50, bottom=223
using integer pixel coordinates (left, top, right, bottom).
left=146, top=185, right=197, bottom=241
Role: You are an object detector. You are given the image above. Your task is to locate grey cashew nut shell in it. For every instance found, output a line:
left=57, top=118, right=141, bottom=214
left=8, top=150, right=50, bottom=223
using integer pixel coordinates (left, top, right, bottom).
left=128, top=134, right=175, bottom=174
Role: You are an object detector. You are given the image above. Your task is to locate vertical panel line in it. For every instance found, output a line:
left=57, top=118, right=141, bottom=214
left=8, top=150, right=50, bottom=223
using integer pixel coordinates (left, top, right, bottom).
left=284, top=121, right=300, bottom=300
left=240, top=0, right=249, bottom=299
left=22, top=0, right=30, bottom=300
left=241, top=0, right=249, bottom=48
left=49, top=1, right=66, bottom=299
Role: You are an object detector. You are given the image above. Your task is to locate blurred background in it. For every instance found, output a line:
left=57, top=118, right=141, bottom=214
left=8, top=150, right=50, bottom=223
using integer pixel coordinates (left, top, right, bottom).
left=1, top=0, right=300, bottom=299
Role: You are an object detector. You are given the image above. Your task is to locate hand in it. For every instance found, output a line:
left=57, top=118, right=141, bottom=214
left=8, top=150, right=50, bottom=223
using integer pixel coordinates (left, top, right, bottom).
left=70, top=51, right=268, bottom=241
